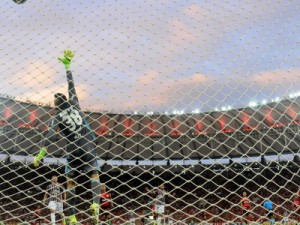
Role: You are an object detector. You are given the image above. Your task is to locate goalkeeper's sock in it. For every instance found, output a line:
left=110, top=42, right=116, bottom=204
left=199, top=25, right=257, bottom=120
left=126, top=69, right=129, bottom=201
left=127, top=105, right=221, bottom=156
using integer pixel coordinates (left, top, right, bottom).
left=67, top=188, right=76, bottom=216
left=91, top=179, right=101, bottom=205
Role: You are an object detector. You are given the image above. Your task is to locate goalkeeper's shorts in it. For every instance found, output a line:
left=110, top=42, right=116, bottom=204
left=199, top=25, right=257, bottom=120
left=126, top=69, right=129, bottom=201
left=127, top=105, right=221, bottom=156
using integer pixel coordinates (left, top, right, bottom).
left=65, top=149, right=100, bottom=177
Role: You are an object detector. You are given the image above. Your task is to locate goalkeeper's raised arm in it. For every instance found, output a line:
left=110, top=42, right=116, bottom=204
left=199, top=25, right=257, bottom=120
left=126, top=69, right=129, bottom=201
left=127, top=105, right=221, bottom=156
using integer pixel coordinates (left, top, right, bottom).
left=33, top=49, right=78, bottom=167
left=58, top=49, right=80, bottom=109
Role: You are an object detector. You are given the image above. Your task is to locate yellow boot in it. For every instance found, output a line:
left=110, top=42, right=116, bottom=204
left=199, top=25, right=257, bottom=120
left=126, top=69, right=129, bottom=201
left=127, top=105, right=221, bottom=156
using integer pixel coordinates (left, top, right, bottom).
left=69, top=215, right=78, bottom=225
left=90, top=203, right=99, bottom=224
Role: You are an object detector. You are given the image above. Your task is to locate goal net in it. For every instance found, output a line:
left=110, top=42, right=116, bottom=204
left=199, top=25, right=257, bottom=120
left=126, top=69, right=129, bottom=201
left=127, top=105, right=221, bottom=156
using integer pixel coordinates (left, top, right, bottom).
left=0, top=0, right=300, bottom=224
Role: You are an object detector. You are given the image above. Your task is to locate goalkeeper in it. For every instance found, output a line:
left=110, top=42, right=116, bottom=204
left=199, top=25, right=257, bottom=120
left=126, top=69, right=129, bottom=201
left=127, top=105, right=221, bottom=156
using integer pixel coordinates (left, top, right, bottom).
left=33, top=50, right=101, bottom=224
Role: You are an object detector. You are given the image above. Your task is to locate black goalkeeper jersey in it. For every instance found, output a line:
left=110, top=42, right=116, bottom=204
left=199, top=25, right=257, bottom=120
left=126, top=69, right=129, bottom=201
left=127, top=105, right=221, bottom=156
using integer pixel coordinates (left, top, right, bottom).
left=43, top=71, right=96, bottom=155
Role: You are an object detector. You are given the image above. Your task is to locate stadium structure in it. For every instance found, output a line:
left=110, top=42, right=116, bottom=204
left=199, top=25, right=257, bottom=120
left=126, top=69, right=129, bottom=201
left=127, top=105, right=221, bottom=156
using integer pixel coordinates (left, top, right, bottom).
left=1, top=96, right=300, bottom=224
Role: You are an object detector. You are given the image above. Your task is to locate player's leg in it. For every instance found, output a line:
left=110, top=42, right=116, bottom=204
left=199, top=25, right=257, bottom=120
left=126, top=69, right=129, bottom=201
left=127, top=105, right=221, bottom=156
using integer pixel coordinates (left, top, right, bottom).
left=65, top=161, right=78, bottom=225
left=106, top=213, right=112, bottom=225
left=151, top=205, right=156, bottom=225
left=270, top=211, right=275, bottom=224
left=243, top=209, right=249, bottom=225
left=90, top=171, right=101, bottom=205
left=90, top=170, right=100, bottom=224
left=57, top=201, right=66, bottom=225
left=267, top=210, right=273, bottom=223
left=67, top=176, right=77, bottom=224
left=157, top=214, right=162, bottom=225
left=155, top=205, right=162, bottom=225
left=83, top=151, right=101, bottom=224
left=48, top=201, right=57, bottom=225
left=161, top=205, right=166, bottom=225
left=85, top=151, right=101, bottom=207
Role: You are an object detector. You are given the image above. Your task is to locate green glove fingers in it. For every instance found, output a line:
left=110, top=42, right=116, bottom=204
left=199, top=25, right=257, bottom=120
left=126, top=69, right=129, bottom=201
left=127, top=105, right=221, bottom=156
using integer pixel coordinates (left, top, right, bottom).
left=58, top=49, right=75, bottom=70
left=64, top=49, right=75, bottom=59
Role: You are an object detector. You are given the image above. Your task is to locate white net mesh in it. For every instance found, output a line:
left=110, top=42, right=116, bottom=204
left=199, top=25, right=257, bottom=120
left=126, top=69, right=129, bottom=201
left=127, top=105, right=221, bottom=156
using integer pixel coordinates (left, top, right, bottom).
left=1, top=0, right=300, bottom=224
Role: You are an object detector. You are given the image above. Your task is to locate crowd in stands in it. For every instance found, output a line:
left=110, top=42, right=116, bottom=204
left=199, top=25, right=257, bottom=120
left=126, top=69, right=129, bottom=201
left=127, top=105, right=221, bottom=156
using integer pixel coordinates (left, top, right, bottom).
left=0, top=163, right=300, bottom=224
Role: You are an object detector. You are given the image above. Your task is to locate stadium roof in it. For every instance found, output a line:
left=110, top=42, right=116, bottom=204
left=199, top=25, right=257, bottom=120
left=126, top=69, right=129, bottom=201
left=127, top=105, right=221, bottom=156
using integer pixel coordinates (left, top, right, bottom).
left=0, top=96, right=300, bottom=160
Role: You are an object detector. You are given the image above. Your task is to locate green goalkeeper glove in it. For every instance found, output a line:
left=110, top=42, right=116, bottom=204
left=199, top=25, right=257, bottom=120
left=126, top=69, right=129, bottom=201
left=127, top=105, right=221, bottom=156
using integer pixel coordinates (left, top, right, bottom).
left=33, top=148, right=47, bottom=167
left=58, top=49, right=75, bottom=71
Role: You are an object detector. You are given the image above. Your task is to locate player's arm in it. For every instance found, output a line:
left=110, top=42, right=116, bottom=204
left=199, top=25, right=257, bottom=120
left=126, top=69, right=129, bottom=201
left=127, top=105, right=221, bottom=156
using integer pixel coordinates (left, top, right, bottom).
left=58, top=49, right=80, bottom=109
left=63, top=186, right=67, bottom=203
left=145, top=187, right=154, bottom=195
left=110, top=193, right=114, bottom=208
left=106, top=198, right=114, bottom=208
left=168, top=192, right=176, bottom=199
left=33, top=117, right=59, bottom=167
left=146, top=186, right=157, bottom=194
left=43, top=188, right=48, bottom=205
left=240, top=198, right=243, bottom=208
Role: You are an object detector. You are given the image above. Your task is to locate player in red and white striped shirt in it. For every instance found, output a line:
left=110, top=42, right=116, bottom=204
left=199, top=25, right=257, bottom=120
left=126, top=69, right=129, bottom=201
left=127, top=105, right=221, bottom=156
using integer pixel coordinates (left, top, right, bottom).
left=44, top=175, right=66, bottom=225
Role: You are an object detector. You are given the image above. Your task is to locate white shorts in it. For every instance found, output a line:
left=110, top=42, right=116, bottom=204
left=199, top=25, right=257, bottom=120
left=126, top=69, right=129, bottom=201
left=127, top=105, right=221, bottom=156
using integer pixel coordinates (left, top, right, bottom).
left=155, top=205, right=165, bottom=214
left=48, top=201, right=63, bottom=212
